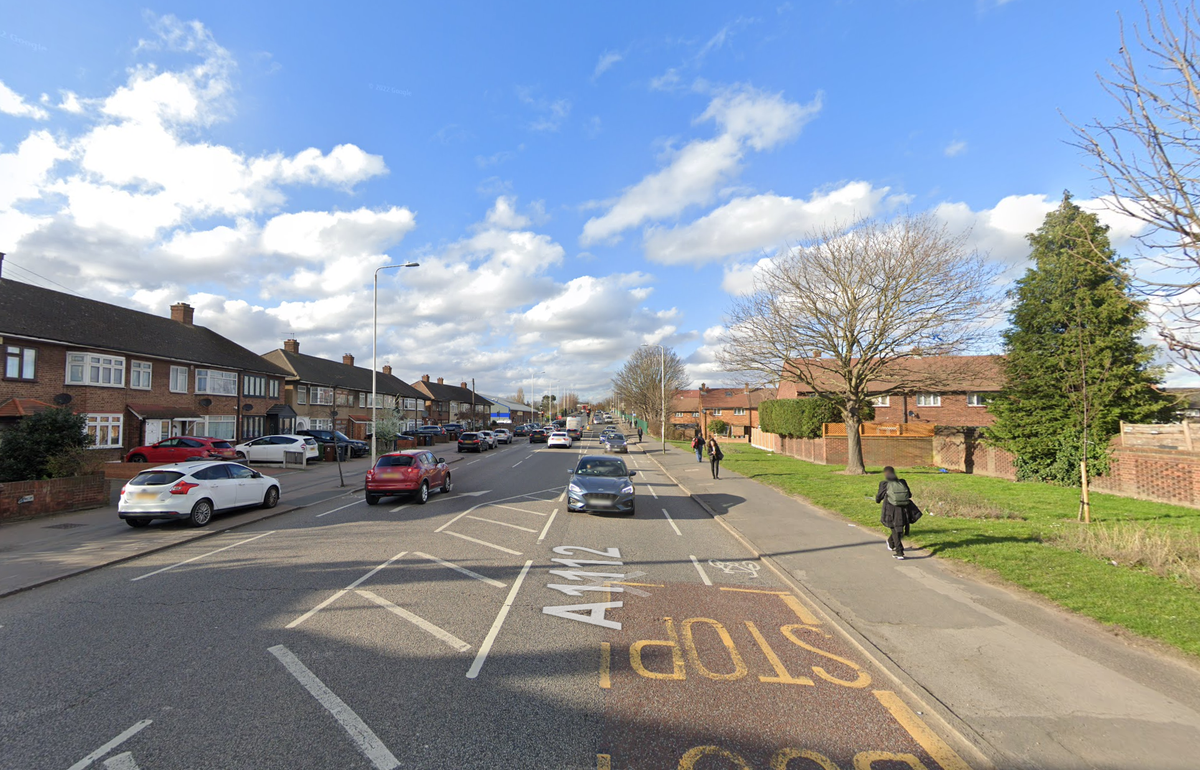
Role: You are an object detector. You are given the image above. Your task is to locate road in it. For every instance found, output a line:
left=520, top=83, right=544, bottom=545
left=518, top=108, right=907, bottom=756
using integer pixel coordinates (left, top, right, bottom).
left=0, top=430, right=977, bottom=770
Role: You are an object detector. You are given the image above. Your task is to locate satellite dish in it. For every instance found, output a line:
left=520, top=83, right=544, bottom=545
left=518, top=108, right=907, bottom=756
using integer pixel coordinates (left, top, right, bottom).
left=242, top=403, right=254, bottom=412
left=330, top=410, right=339, bottom=418
left=52, top=393, right=72, bottom=406
left=199, top=398, right=212, bottom=407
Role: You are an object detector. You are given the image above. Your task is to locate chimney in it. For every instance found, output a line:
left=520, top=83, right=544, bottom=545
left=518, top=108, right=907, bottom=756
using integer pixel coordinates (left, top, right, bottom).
left=812, top=350, right=822, bottom=358
left=170, top=302, right=195, bottom=326
left=382, top=365, right=392, bottom=376
left=437, top=377, right=444, bottom=385
left=283, top=337, right=300, bottom=354
left=461, top=382, right=468, bottom=389
left=745, top=382, right=750, bottom=393
left=342, top=353, right=355, bottom=367
left=0, top=252, right=5, bottom=279
left=422, top=374, right=430, bottom=382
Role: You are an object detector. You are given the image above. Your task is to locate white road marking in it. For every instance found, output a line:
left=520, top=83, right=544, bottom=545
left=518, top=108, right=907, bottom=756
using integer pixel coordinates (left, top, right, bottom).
left=466, top=515, right=538, bottom=533
left=269, top=645, right=400, bottom=770
left=355, top=590, right=471, bottom=652
left=512, top=460, right=523, bottom=467
left=661, top=507, right=683, bottom=536
left=316, top=499, right=366, bottom=518
left=131, top=532, right=274, bottom=581
left=467, top=459, right=481, bottom=465
left=103, top=752, right=140, bottom=770
left=443, top=530, right=523, bottom=555
left=389, top=504, right=410, bottom=513
left=647, top=484, right=659, bottom=499
left=537, top=508, right=560, bottom=545
left=434, top=487, right=560, bottom=533
left=486, top=503, right=548, bottom=516
left=68, top=720, right=152, bottom=770
left=689, top=555, right=713, bottom=586
left=466, top=559, right=534, bottom=679
left=411, top=551, right=506, bottom=588
left=286, top=550, right=409, bottom=628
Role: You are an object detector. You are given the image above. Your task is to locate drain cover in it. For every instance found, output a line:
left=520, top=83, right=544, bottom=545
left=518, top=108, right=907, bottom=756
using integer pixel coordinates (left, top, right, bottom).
left=43, top=523, right=87, bottom=529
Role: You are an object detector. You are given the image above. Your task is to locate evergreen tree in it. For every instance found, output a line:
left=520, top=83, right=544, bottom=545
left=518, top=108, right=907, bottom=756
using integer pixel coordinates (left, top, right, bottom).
left=989, top=192, right=1175, bottom=484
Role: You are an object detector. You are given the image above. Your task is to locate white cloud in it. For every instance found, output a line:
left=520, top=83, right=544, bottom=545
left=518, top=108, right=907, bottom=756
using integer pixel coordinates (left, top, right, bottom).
left=649, top=69, right=682, bottom=91
left=0, top=131, right=69, bottom=208
left=592, top=50, right=624, bottom=80
left=517, top=87, right=572, bottom=132
left=484, top=196, right=531, bottom=230
left=0, top=80, right=49, bottom=120
left=944, top=139, right=968, bottom=157
left=581, top=84, right=821, bottom=245
left=721, top=257, right=775, bottom=296
left=260, top=206, right=416, bottom=261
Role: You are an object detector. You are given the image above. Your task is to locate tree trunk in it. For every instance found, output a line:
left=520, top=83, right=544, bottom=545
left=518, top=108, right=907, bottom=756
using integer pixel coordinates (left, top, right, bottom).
left=844, top=410, right=866, bottom=475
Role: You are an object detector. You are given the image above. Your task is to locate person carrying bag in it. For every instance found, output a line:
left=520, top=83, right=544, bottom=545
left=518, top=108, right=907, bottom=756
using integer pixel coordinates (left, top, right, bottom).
left=875, top=466, right=921, bottom=560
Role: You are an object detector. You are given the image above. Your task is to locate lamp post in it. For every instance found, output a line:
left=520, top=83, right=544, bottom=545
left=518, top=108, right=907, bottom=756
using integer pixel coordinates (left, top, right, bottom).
left=372, top=262, right=419, bottom=466
left=530, top=370, right=545, bottom=425
left=640, top=343, right=666, bottom=454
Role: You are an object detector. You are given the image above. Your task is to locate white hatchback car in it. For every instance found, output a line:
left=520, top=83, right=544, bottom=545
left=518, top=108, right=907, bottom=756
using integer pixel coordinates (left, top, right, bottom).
left=118, top=461, right=281, bottom=528
left=478, top=430, right=498, bottom=449
left=234, top=434, right=319, bottom=463
left=493, top=428, right=512, bottom=444
left=547, top=431, right=573, bottom=449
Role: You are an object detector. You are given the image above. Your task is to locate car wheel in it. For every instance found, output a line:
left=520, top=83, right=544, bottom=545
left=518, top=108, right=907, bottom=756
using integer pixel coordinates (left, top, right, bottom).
left=126, top=518, right=151, bottom=528
left=415, top=481, right=429, bottom=505
left=189, top=499, right=214, bottom=527
left=236, top=451, right=247, bottom=461
left=442, top=473, right=453, bottom=494
left=365, top=493, right=380, bottom=506
left=129, top=455, right=146, bottom=463
left=262, top=486, right=279, bottom=509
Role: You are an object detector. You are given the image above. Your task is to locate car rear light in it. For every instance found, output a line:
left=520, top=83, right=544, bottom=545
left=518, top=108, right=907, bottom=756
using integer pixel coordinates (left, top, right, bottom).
left=366, top=469, right=375, bottom=480
left=120, top=484, right=127, bottom=495
left=169, top=481, right=200, bottom=495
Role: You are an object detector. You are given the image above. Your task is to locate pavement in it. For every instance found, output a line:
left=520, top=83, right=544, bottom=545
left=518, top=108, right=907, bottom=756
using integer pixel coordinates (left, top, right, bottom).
left=1, top=428, right=1197, bottom=769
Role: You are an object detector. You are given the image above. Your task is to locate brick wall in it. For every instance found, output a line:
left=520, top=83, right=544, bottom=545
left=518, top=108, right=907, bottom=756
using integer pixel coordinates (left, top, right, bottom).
left=0, top=474, right=108, bottom=522
left=751, top=428, right=932, bottom=466
left=869, top=393, right=995, bottom=427
left=1091, top=448, right=1200, bottom=507
left=933, top=427, right=1018, bottom=479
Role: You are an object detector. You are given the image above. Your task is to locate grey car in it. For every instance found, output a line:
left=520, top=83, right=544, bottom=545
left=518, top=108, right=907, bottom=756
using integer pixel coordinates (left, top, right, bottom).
left=566, top=455, right=636, bottom=515
left=603, top=433, right=628, bottom=453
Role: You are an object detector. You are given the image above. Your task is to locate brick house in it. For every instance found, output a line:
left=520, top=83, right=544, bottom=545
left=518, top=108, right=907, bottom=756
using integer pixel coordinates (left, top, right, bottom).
left=261, top=339, right=429, bottom=438
left=0, top=267, right=291, bottom=460
left=669, top=384, right=773, bottom=437
left=776, top=354, right=1004, bottom=427
left=412, top=376, right=492, bottom=428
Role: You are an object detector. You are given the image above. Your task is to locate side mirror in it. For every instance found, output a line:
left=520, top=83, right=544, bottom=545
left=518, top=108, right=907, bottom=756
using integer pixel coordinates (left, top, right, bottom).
left=567, top=469, right=575, bottom=475
left=437, top=457, right=445, bottom=464
left=251, top=471, right=262, bottom=479
left=628, top=470, right=637, bottom=476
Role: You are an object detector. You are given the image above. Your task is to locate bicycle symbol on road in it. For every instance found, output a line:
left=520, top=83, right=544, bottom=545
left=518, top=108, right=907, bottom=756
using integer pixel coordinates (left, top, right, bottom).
left=707, top=560, right=761, bottom=579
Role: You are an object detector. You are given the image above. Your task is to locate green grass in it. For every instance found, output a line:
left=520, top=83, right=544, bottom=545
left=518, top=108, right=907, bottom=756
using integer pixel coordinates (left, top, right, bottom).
left=684, top=441, right=1200, bottom=657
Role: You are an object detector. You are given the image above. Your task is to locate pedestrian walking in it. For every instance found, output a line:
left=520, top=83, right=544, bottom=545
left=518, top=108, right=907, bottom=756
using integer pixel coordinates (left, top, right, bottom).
left=875, top=466, right=920, bottom=560
left=708, top=436, right=724, bottom=479
left=692, top=434, right=703, bottom=462
left=637, top=427, right=643, bottom=443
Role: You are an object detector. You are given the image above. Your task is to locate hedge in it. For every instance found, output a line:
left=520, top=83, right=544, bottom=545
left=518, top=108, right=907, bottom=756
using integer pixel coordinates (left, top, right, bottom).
left=758, top=398, right=874, bottom=439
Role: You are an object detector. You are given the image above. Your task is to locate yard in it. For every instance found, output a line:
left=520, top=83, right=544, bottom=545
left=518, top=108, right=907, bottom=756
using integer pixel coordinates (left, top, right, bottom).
left=688, top=441, right=1200, bottom=657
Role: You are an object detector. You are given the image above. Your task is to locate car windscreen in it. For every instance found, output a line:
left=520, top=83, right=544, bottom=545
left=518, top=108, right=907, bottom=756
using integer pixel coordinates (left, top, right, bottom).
left=376, top=455, right=415, bottom=467
left=574, top=459, right=628, bottom=477
left=460, top=433, right=479, bottom=439
left=130, top=471, right=186, bottom=486
left=335, top=431, right=354, bottom=442
left=609, top=434, right=625, bottom=441
left=210, top=441, right=233, bottom=449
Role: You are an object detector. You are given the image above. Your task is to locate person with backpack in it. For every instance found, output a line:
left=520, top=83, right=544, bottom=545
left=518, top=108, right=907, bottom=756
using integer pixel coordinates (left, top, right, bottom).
left=875, top=466, right=920, bottom=560
left=707, top=436, right=724, bottom=479
left=691, top=434, right=703, bottom=462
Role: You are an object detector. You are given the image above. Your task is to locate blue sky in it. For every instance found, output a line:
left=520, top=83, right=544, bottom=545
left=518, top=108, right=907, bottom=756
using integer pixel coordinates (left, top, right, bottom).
left=0, top=0, right=1171, bottom=398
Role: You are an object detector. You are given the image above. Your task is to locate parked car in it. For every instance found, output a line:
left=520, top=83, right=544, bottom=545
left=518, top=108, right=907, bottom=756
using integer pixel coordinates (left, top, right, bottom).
left=365, top=450, right=452, bottom=505
left=457, top=432, right=485, bottom=453
left=566, top=455, right=636, bottom=515
left=479, top=430, right=498, bottom=448
left=442, top=423, right=464, bottom=433
left=604, top=433, right=629, bottom=454
left=493, top=428, right=512, bottom=444
left=125, top=436, right=236, bottom=464
left=418, top=425, right=447, bottom=436
left=118, top=461, right=280, bottom=528
left=296, top=429, right=368, bottom=458
left=547, top=431, right=573, bottom=449
left=529, top=429, right=548, bottom=444
left=234, top=434, right=319, bottom=463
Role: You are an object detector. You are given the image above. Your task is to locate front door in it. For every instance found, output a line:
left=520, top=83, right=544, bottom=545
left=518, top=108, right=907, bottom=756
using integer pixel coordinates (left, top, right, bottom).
left=144, top=419, right=163, bottom=446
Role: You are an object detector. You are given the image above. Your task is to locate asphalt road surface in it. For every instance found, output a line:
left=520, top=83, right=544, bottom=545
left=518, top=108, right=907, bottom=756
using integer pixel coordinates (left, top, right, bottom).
left=0, top=432, right=976, bottom=770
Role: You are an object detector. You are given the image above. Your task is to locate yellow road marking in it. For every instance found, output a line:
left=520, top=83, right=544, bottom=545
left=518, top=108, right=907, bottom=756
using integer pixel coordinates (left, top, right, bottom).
left=853, top=751, right=928, bottom=769
left=597, top=754, right=611, bottom=770
left=717, top=587, right=822, bottom=624
left=630, top=617, right=686, bottom=680
left=599, top=642, right=611, bottom=689
left=719, top=587, right=789, bottom=595
left=610, top=581, right=665, bottom=588
left=743, top=621, right=815, bottom=687
left=873, top=690, right=973, bottom=770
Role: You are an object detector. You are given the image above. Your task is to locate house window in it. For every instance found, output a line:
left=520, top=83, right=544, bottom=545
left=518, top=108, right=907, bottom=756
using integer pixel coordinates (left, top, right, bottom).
left=66, top=353, right=125, bottom=387
left=870, top=395, right=890, bottom=408
left=196, top=369, right=237, bottom=396
left=734, top=407, right=746, bottom=416
left=310, top=386, right=333, bottom=406
left=169, top=365, right=188, bottom=393
left=297, top=385, right=307, bottom=405
left=242, top=415, right=265, bottom=439
left=85, top=414, right=123, bottom=448
left=967, top=393, right=990, bottom=407
left=311, top=418, right=333, bottom=431
left=269, top=379, right=280, bottom=399
left=916, top=393, right=941, bottom=407
left=4, top=346, right=36, bottom=380
left=675, top=412, right=684, bottom=417
left=204, top=415, right=237, bottom=440
left=243, top=375, right=267, bottom=397
left=336, top=391, right=352, bottom=407
left=130, top=361, right=152, bottom=390
left=359, top=392, right=366, bottom=408
left=712, top=408, right=722, bottom=416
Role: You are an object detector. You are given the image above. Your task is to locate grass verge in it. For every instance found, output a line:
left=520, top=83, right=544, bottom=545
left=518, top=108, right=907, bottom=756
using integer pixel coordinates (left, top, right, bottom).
left=693, top=440, right=1200, bottom=657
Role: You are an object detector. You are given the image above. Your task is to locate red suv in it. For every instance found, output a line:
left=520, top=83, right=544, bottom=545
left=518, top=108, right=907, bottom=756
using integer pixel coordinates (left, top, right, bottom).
left=365, top=450, right=452, bottom=505
left=126, top=437, right=237, bottom=464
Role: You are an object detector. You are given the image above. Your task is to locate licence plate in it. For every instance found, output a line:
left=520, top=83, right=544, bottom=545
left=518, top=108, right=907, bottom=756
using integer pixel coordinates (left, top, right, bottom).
left=133, top=492, right=158, bottom=501
left=591, top=498, right=613, bottom=507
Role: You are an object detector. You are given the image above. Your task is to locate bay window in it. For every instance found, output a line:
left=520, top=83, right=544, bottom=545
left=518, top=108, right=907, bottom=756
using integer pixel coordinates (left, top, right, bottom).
left=85, top=414, right=123, bottom=448
left=66, top=352, right=125, bottom=387
left=204, top=415, right=237, bottom=440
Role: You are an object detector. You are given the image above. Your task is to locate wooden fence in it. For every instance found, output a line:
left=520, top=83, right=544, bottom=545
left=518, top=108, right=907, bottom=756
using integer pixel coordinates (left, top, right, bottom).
left=822, top=422, right=936, bottom=437
left=1119, top=422, right=1195, bottom=451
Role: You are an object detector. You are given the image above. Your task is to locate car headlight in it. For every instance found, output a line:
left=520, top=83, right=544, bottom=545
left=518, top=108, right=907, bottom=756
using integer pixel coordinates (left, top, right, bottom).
left=621, top=484, right=634, bottom=494
left=568, top=483, right=584, bottom=495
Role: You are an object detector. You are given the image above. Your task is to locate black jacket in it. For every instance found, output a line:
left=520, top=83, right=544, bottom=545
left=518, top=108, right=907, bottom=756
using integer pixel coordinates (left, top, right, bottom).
left=876, top=478, right=917, bottom=529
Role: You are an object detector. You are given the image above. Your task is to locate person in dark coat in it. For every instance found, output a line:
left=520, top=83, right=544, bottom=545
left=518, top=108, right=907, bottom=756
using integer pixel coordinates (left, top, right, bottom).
left=707, top=436, right=724, bottom=479
left=692, top=434, right=703, bottom=462
left=875, top=466, right=914, bottom=559
left=637, top=427, right=643, bottom=443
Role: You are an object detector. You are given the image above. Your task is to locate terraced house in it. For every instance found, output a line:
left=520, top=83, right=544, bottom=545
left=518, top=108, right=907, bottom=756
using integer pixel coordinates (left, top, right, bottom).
left=413, top=375, right=492, bottom=428
left=0, top=259, right=291, bottom=459
left=669, top=384, right=773, bottom=438
left=261, top=339, right=429, bottom=437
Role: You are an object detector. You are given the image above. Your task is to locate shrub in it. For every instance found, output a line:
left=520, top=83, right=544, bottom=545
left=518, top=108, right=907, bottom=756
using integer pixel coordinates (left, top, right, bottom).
left=1048, top=522, right=1200, bottom=590
left=915, top=485, right=1024, bottom=520
left=0, top=407, right=90, bottom=482
left=708, top=419, right=728, bottom=436
left=759, top=398, right=874, bottom=439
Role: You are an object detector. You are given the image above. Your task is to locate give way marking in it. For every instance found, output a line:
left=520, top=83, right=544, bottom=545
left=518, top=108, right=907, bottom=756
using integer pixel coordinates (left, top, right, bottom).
left=67, top=719, right=151, bottom=770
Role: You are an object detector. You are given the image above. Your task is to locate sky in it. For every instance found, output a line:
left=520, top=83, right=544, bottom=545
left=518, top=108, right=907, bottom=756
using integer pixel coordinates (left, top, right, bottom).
left=0, top=0, right=1184, bottom=400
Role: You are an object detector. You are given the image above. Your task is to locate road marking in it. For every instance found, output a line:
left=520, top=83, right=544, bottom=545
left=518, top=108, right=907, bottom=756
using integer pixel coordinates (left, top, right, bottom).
left=689, top=555, right=712, bottom=586
left=466, top=515, right=538, bottom=533
left=355, top=589, right=471, bottom=652
left=467, top=559, right=534, bottom=679
left=316, top=499, right=366, bottom=518
left=512, top=460, right=523, bottom=467
left=467, top=459, right=480, bottom=465
left=487, top=503, right=548, bottom=516
left=67, top=720, right=152, bottom=770
left=103, top=752, right=140, bottom=770
left=647, top=484, right=659, bottom=498
left=268, top=645, right=400, bottom=770
left=873, top=690, right=972, bottom=770
left=661, top=507, right=682, bottom=536
left=389, top=504, right=410, bottom=513
left=537, top=508, right=559, bottom=544
left=435, top=487, right=560, bottom=533
left=411, top=552, right=506, bottom=588
left=286, top=550, right=409, bottom=628
left=131, top=532, right=274, bottom=581
left=444, top=530, right=523, bottom=555
left=599, top=642, right=611, bottom=689
left=718, top=587, right=822, bottom=625
left=598, top=753, right=611, bottom=770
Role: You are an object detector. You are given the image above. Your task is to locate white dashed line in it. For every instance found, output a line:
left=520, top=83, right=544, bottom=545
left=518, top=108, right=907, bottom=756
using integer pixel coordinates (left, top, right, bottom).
left=131, top=532, right=274, bottom=581
left=356, top=590, right=471, bottom=652
left=536, top=508, right=559, bottom=544
left=443, top=531, right=523, bottom=555
left=661, top=507, right=682, bottom=536
left=689, top=555, right=713, bottom=585
left=411, top=551, right=506, bottom=588
left=316, top=499, right=366, bottom=518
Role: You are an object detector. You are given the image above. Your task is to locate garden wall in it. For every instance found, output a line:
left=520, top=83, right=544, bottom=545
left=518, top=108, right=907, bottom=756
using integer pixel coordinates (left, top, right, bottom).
left=0, top=474, right=108, bottom=523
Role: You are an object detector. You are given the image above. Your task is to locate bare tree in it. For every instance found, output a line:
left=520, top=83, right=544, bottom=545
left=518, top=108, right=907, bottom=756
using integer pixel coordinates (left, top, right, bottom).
left=612, top=346, right=689, bottom=437
left=719, top=214, right=999, bottom=474
left=1071, top=1, right=1200, bottom=373
left=513, top=386, right=526, bottom=405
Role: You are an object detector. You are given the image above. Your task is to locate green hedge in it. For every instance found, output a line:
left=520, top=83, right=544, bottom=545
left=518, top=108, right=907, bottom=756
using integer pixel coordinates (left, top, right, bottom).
left=759, top=398, right=873, bottom=439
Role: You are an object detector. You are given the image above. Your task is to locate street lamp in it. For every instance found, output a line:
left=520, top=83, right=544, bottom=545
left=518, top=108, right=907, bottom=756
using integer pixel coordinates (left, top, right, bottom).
left=640, top=343, right=666, bottom=454
left=372, top=261, right=419, bottom=466
left=530, top=370, right=545, bottom=424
